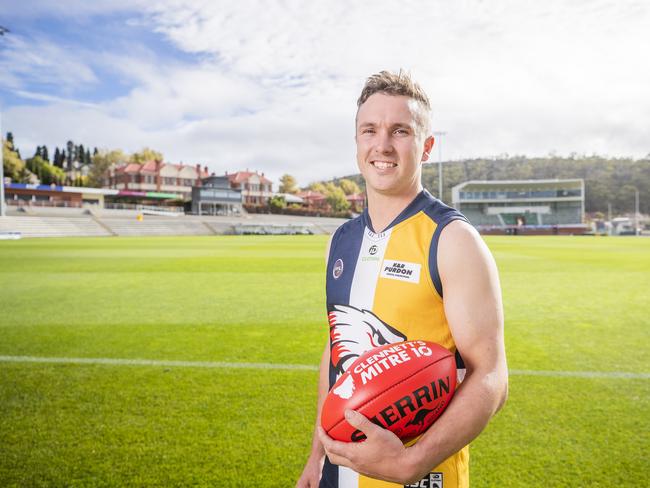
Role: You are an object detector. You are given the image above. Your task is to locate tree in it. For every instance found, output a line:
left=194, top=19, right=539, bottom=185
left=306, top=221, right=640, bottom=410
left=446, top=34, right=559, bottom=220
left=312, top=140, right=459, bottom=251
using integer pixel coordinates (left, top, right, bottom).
left=3, top=138, right=30, bottom=182
left=339, top=178, right=361, bottom=195
left=42, top=145, right=49, bottom=162
left=85, top=149, right=91, bottom=166
left=268, top=195, right=287, bottom=212
left=53, top=147, right=62, bottom=167
left=325, top=184, right=350, bottom=212
left=130, top=147, right=163, bottom=164
left=78, top=144, right=85, bottom=163
left=72, top=175, right=88, bottom=187
left=279, top=174, right=298, bottom=194
left=308, top=182, right=327, bottom=194
left=25, top=155, right=65, bottom=185
left=6, top=132, right=14, bottom=147
left=66, top=140, right=74, bottom=168
left=88, top=148, right=127, bottom=187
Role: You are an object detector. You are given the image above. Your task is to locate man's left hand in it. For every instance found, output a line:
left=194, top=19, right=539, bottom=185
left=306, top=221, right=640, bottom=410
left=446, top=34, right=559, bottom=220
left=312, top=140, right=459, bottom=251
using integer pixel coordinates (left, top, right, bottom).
left=317, top=409, right=425, bottom=484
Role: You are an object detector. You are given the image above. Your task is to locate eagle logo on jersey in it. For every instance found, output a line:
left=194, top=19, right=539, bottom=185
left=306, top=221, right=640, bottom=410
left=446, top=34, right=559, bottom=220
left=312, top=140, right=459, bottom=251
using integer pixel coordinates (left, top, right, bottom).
left=328, top=304, right=407, bottom=375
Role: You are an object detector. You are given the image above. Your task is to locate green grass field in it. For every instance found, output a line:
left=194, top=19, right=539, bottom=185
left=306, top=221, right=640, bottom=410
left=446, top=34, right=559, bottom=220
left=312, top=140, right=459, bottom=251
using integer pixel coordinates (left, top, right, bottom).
left=1, top=235, right=648, bottom=487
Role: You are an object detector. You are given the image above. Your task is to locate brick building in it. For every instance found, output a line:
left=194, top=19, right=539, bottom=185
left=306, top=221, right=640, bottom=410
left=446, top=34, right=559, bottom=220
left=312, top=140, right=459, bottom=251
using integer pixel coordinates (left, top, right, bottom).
left=105, top=160, right=209, bottom=200
left=296, top=190, right=328, bottom=210
left=225, top=170, right=273, bottom=206
left=346, top=193, right=366, bottom=213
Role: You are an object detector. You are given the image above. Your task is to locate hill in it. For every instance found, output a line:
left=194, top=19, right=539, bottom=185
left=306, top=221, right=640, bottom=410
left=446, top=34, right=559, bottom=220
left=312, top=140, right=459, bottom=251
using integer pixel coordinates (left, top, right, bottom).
left=332, top=155, right=649, bottom=215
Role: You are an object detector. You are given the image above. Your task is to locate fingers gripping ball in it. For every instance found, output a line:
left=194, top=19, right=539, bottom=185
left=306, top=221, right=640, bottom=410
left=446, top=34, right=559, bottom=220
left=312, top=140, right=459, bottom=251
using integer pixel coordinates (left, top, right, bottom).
left=321, top=340, right=457, bottom=442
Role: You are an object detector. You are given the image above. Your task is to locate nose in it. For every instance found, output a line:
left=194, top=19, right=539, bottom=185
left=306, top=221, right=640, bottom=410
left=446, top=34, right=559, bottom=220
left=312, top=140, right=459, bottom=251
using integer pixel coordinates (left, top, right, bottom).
left=374, top=129, right=394, bottom=154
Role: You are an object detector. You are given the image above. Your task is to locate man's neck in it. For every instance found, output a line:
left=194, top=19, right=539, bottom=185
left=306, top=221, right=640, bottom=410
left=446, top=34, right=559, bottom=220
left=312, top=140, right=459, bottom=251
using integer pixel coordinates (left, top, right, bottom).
left=366, top=185, right=423, bottom=233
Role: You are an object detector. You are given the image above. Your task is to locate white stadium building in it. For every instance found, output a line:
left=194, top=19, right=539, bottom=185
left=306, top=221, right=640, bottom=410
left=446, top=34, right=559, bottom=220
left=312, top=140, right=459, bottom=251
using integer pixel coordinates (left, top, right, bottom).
left=452, top=179, right=587, bottom=235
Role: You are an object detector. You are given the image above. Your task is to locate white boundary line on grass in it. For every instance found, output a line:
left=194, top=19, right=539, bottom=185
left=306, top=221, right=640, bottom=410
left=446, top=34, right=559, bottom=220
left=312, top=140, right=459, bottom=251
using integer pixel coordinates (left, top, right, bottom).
left=0, top=355, right=649, bottom=379
left=508, top=369, right=649, bottom=379
left=0, top=355, right=318, bottom=371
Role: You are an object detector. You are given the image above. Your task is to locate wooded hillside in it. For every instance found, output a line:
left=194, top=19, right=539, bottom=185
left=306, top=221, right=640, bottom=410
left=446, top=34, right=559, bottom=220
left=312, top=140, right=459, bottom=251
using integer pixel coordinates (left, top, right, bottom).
left=336, top=156, right=649, bottom=215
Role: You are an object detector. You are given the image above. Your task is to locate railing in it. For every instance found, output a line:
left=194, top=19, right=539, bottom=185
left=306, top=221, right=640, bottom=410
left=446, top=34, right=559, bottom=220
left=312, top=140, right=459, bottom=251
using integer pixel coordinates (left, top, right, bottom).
left=104, top=203, right=184, bottom=213
left=5, top=200, right=82, bottom=208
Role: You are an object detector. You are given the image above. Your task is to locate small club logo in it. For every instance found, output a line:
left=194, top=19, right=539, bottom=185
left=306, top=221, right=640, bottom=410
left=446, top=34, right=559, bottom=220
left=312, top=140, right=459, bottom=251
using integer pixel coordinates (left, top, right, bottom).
left=369, top=245, right=378, bottom=255
left=333, top=259, right=344, bottom=279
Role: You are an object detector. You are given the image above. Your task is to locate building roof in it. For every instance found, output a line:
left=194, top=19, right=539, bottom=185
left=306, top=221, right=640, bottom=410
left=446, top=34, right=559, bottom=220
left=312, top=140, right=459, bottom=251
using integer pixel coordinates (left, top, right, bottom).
left=297, top=190, right=326, bottom=201
left=226, top=171, right=272, bottom=185
left=113, top=161, right=209, bottom=177
left=275, top=193, right=304, bottom=204
left=117, top=163, right=142, bottom=174
left=6, top=183, right=119, bottom=195
left=346, top=193, right=365, bottom=202
left=140, top=160, right=158, bottom=172
left=453, top=179, right=584, bottom=191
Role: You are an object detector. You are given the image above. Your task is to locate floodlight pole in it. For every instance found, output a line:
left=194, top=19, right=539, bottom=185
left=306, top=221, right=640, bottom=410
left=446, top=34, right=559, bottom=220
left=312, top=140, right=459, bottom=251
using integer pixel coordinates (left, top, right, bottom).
left=0, top=30, right=7, bottom=218
left=433, top=131, right=446, bottom=202
left=0, top=112, right=5, bottom=218
left=634, top=188, right=640, bottom=236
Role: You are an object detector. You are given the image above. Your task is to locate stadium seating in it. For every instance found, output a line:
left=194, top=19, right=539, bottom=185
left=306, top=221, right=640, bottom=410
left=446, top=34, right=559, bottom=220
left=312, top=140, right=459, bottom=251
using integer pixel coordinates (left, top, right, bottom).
left=540, top=206, right=581, bottom=225
left=0, top=216, right=112, bottom=238
left=99, top=218, right=212, bottom=236
left=0, top=212, right=348, bottom=238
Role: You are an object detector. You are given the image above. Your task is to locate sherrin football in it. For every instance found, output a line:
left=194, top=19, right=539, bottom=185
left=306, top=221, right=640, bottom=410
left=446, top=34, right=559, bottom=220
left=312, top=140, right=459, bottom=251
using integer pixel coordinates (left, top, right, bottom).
left=321, top=340, right=457, bottom=442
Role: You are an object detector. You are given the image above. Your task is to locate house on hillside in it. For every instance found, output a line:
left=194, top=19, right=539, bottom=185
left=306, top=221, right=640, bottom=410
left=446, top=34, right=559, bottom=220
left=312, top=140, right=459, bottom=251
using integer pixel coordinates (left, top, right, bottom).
left=192, top=175, right=243, bottom=215
left=65, top=158, right=92, bottom=184
left=105, top=160, right=209, bottom=200
left=225, top=170, right=273, bottom=206
left=296, top=190, right=329, bottom=211
left=346, top=193, right=366, bottom=213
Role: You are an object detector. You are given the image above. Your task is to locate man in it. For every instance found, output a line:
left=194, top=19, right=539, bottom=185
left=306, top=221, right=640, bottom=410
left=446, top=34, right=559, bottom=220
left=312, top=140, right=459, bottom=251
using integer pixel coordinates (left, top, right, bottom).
left=297, top=71, right=508, bottom=488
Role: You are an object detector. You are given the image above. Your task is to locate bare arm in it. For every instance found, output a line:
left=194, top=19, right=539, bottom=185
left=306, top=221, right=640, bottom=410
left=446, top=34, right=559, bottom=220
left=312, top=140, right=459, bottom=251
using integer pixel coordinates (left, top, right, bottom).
left=406, top=220, right=508, bottom=478
left=318, top=220, right=508, bottom=483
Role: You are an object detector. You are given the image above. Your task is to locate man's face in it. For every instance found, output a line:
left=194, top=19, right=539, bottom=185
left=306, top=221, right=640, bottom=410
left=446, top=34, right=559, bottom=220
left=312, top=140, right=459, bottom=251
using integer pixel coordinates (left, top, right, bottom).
left=355, top=93, right=433, bottom=198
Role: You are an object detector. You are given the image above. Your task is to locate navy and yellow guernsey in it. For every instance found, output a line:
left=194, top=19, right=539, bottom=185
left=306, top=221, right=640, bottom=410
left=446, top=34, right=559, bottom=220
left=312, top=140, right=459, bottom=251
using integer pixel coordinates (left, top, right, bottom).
left=322, top=190, right=469, bottom=488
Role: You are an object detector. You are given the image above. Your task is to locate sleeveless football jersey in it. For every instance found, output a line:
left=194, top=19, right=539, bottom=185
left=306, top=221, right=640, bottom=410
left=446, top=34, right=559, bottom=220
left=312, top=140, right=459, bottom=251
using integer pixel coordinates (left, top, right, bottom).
left=322, top=190, right=469, bottom=488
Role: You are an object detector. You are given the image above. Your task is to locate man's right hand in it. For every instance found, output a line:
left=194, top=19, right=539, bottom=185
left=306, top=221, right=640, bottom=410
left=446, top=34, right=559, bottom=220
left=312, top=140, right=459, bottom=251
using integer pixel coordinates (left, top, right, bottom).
left=295, top=454, right=324, bottom=488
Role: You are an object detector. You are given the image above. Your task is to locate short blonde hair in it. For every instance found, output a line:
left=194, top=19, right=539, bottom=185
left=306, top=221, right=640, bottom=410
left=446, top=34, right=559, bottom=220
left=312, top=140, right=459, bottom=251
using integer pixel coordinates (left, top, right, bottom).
left=357, top=70, right=432, bottom=135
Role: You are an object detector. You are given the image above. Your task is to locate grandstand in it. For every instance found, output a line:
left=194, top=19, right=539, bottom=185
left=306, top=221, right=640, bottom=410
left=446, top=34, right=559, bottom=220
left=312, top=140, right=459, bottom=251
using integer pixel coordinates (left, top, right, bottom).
left=0, top=207, right=346, bottom=238
left=452, top=179, right=586, bottom=235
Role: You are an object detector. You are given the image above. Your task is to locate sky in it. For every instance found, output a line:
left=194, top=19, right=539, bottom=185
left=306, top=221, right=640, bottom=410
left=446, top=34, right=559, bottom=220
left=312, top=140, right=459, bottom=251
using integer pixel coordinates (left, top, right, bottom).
left=1, top=0, right=649, bottom=187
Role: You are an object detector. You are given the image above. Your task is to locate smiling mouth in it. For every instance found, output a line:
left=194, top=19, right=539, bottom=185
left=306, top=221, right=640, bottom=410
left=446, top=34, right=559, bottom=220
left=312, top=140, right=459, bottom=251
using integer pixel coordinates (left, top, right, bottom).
left=371, top=161, right=397, bottom=169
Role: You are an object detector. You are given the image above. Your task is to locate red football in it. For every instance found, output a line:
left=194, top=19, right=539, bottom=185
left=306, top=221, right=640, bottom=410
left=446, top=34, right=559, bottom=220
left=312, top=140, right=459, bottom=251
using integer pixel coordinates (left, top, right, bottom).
left=321, top=340, right=457, bottom=442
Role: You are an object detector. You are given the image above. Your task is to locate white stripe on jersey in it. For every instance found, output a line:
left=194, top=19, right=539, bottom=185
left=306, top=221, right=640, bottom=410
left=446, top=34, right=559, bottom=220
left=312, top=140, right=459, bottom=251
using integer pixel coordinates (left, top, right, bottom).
left=349, top=228, right=392, bottom=310
left=338, top=227, right=391, bottom=488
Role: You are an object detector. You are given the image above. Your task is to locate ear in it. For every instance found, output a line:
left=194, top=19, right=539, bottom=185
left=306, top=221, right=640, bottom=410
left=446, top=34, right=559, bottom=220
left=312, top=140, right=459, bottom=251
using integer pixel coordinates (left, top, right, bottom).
left=421, top=135, right=435, bottom=162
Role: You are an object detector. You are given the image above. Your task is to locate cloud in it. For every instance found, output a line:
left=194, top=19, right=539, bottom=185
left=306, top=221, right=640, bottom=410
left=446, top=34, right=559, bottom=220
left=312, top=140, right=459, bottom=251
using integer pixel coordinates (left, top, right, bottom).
left=12, top=90, right=100, bottom=109
left=0, top=34, right=98, bottom=92
left=2, top=0, right=649, bottom=188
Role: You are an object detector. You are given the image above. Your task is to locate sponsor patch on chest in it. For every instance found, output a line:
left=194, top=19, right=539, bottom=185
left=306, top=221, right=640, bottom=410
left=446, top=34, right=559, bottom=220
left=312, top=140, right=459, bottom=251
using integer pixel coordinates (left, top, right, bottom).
left=380, top=259, right=421, bottom=284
